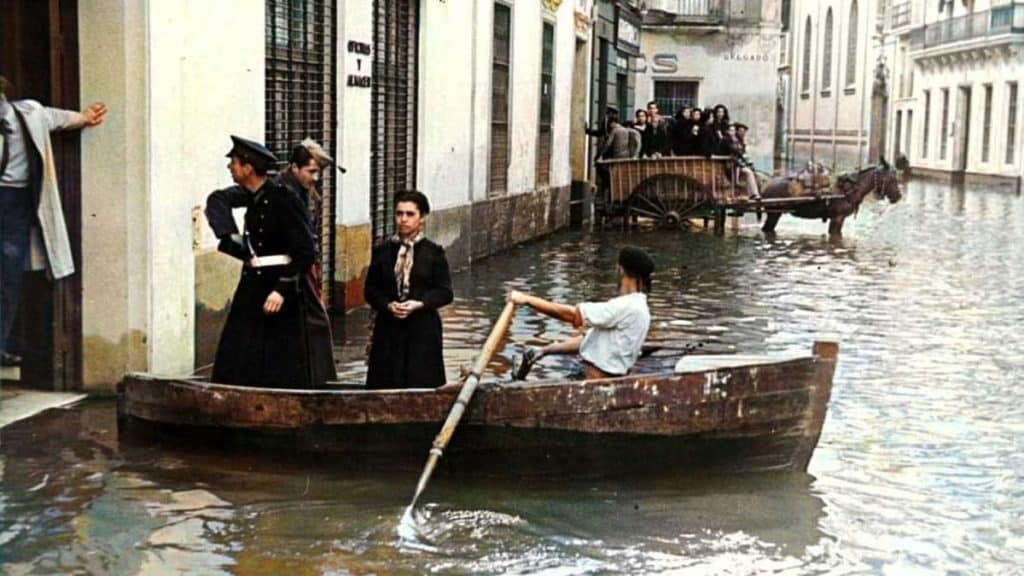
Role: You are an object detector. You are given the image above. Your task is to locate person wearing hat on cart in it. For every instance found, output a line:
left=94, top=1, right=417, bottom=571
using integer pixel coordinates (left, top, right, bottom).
left=509, top=245, right=654, bottom=381
left=204, top=135, right=337, bottom=388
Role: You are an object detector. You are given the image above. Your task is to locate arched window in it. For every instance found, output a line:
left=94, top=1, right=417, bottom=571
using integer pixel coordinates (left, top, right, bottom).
left=846, top=1, right=859, bottom=87
left=802, top=16, right=812, bottom=92
left=822, top=8, right=834, bottom=91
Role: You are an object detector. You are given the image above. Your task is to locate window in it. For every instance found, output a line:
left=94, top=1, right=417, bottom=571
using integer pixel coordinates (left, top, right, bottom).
left=940, top=88, right=949, bottom=160
left=905, top=110, right=913, bottom=159
left=490, top=3, right=512, bottom=196
left=982, top=84, right=993, bottom=163
left=923, top=90, right=930, bottom=159
left=845, top=1, right=858, bottom=87
left=822, top=8, right=833, bottom=93
left=266, top=0, right=337, bottom=303
left=371, top=0, right=419, bottom=241
left=537, top=22, right=555, bottom=187
left=1008, top=82, right=1019, bottom=165
left=782, top=0, right=791, bottom=31
left=801, top=17, right=812, bottom=93
left=894, top=111, right=903, bottom=159
left=654, top=81, right=699, bottom=117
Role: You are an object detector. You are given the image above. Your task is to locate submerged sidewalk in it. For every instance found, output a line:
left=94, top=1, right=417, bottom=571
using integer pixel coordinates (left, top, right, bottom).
left=1, top=367, right=87, bottom=429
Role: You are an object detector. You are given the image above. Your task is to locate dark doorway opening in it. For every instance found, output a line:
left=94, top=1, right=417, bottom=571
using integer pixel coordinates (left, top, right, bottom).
left=0, top=0, right=82, bottom=390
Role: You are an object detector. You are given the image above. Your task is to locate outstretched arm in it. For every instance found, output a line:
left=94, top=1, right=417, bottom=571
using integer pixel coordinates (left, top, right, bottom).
left=508, top=290, right=583, bottom=329
left=44, top=102, right=107, bottom=131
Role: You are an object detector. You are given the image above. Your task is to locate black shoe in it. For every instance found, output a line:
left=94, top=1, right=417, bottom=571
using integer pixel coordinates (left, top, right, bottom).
left=513, top=348, right=540, bottom=381
left=0, top=351, right=22, bottom=367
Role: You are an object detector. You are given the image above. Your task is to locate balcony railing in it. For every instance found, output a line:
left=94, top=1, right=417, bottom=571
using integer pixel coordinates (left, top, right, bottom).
left=645, top=0, right=722, bottom=19
left=923, top=4, right=1024, bottom=49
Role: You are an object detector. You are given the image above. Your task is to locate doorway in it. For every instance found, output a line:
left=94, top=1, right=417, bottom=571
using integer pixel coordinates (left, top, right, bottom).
left=0, top=0, right=82, bottom=390
left=953, top=86, right=972, bottom=173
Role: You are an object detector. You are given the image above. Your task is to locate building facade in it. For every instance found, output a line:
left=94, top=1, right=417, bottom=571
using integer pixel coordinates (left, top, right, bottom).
left=885, top=0, right=1024, bottom=184
left=0, top=0, right=586, bottom=391
left=637, top=0, right=783, bottom=171
left=782, top=0, right=883, bottom=172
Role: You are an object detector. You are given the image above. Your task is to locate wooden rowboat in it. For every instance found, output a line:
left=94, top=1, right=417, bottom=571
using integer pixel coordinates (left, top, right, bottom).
left=118, top=341, right=837, bottom=474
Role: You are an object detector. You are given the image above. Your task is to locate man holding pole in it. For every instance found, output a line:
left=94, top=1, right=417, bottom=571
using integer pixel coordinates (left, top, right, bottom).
left=509, top=245, right=654, bottom=380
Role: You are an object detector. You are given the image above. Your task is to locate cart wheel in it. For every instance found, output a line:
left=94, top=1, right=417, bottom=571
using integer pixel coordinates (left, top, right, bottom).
left=626, top=174, right=707, bottom=229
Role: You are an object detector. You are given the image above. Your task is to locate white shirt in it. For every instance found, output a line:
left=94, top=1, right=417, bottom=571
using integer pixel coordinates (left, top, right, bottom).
left=578, top=292, right=651, bottom=376
left=0, top=103, right=31, bottom=188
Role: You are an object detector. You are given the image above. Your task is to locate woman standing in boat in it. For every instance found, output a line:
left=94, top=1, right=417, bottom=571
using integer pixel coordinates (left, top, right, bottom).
left=364, top=191, right=453, bottom=389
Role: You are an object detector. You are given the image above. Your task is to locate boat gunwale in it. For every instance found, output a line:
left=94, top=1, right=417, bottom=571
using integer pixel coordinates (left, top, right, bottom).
left=122, top=351, right=822, bottom=398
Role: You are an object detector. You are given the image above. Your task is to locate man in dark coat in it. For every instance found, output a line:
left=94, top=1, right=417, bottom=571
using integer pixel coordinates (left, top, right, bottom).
left=204, top=135, right=337, bottom=388
left=364, top=191, right=453, bottom=389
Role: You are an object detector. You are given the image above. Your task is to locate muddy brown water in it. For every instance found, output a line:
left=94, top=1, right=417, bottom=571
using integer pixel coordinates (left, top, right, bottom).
left=1, top=179, right=1022, bottom=574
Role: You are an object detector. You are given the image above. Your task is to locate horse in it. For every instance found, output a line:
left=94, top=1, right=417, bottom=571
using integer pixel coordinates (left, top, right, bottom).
left=759, top=160, right=902, bottom=237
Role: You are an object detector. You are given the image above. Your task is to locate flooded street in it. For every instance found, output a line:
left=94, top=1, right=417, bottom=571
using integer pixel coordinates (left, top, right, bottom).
left=2, top=179, right=1023, bottom=574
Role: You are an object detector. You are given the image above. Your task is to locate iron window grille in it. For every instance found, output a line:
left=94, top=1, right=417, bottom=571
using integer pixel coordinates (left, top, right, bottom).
left=265, top=0, right=338, bottom=306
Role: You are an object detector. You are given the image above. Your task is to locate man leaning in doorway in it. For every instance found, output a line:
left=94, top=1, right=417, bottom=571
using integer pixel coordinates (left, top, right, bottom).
left=0, top=75, right=107, bottom=367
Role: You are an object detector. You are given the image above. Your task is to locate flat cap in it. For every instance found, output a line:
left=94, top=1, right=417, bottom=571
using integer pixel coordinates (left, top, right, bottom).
left=226, top=135, right=278, bottom=170
left=618, top=245, right=655, bottom=278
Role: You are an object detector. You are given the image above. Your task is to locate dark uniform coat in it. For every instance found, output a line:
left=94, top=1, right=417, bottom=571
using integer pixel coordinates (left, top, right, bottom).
left=205, top=179, right=337, bottom=388
left=364, top=238, right=453, bottom=389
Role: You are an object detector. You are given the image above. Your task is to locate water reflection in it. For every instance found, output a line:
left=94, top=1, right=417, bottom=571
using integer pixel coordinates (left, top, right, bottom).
left=2, top=179, right=1023, bottom=573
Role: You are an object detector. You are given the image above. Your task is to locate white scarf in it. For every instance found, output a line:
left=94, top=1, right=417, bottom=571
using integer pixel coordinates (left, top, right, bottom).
left=392, top=231, right=423, bottom=300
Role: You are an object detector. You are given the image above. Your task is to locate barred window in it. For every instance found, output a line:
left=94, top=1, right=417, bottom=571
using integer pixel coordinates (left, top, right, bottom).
left=801, top=17, right=812, bottom=92
left=922, top=90, right=930, bottom=159
left=490, top=3, right=512, bottom=197
left=266, top=0, right=337, bottom=304
left=371, top=0, right=419, bottom=240
left=940, top=88, right=949, bottom=160
left=982, top=84, right=992, bottom=163
left=1007, top=83, right=1019, bottom=165
left=537, top=21, right=555, bottom=187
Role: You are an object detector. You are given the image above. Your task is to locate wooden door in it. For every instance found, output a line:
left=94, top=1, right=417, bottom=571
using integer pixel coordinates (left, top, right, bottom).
left=0, top=0, right=82, bottom=390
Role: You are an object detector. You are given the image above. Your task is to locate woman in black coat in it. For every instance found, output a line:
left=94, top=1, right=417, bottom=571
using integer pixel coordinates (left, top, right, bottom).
left=364, top=191, right=453, bottom=389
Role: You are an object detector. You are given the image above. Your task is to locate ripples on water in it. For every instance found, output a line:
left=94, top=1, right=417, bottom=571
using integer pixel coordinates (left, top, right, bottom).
left=2, top=180, right=1023, bottom=574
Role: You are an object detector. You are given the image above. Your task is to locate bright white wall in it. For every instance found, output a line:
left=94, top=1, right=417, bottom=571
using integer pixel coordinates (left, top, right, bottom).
left=338, top=0, right=373, bottom=227
left=417, top=0, right=476, bottom=210
left=80, top=0, right=263, bottom=386
left=150, top=0, right=264, bottom=375
left=415, top=0, right=577, bottom=205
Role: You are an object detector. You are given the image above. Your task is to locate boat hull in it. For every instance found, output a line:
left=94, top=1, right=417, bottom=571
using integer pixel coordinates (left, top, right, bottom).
left=119, top=342, right=838, bottom=474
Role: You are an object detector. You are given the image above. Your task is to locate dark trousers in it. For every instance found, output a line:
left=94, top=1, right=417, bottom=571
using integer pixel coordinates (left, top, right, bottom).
left=0, top=186, right=32, bottom=353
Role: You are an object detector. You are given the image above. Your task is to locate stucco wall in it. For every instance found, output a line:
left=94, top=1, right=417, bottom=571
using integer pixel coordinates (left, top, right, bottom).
left=636, top=27, right=781, bottom=171
left=80, top=0, right=264, bottom=390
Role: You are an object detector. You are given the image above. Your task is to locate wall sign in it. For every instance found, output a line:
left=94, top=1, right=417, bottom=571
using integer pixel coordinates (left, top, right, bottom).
left=616, top=17, right=639, bottom=51
left=347, top=40, right=372, bottom=88
left=347, top=75, right=372, bottom=88
left=347, top=41, right=371, bottom=55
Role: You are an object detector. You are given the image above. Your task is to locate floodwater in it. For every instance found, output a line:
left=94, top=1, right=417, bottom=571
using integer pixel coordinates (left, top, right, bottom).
left=2, top=179, right=1023, bottom=574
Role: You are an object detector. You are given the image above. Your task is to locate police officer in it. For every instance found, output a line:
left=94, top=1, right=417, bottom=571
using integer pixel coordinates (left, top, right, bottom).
left=205, top=135, right=336, bottom=388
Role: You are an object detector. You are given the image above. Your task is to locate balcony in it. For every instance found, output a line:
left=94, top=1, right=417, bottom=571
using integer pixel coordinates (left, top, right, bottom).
left=642, top=0, right=764, bottom=28
left=923, top=3, right=1024, bottom=49
left=645, top=0, right=722, bottom=19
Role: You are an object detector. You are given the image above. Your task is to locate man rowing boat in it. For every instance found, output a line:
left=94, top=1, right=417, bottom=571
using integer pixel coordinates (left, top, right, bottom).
left=509, top=246, right=654, bottom=380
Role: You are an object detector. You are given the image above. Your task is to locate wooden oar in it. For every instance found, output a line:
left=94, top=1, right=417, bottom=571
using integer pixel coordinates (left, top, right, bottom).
left=406, top=301, right=517, bottom=511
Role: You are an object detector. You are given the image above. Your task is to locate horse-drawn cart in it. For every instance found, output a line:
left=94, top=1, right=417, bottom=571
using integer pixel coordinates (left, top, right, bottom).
left=596, top=157, right=848, bottom=232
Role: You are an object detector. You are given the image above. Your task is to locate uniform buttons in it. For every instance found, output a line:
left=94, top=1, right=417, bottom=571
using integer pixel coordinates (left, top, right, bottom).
left=256, top=270, right=262, bottom=276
